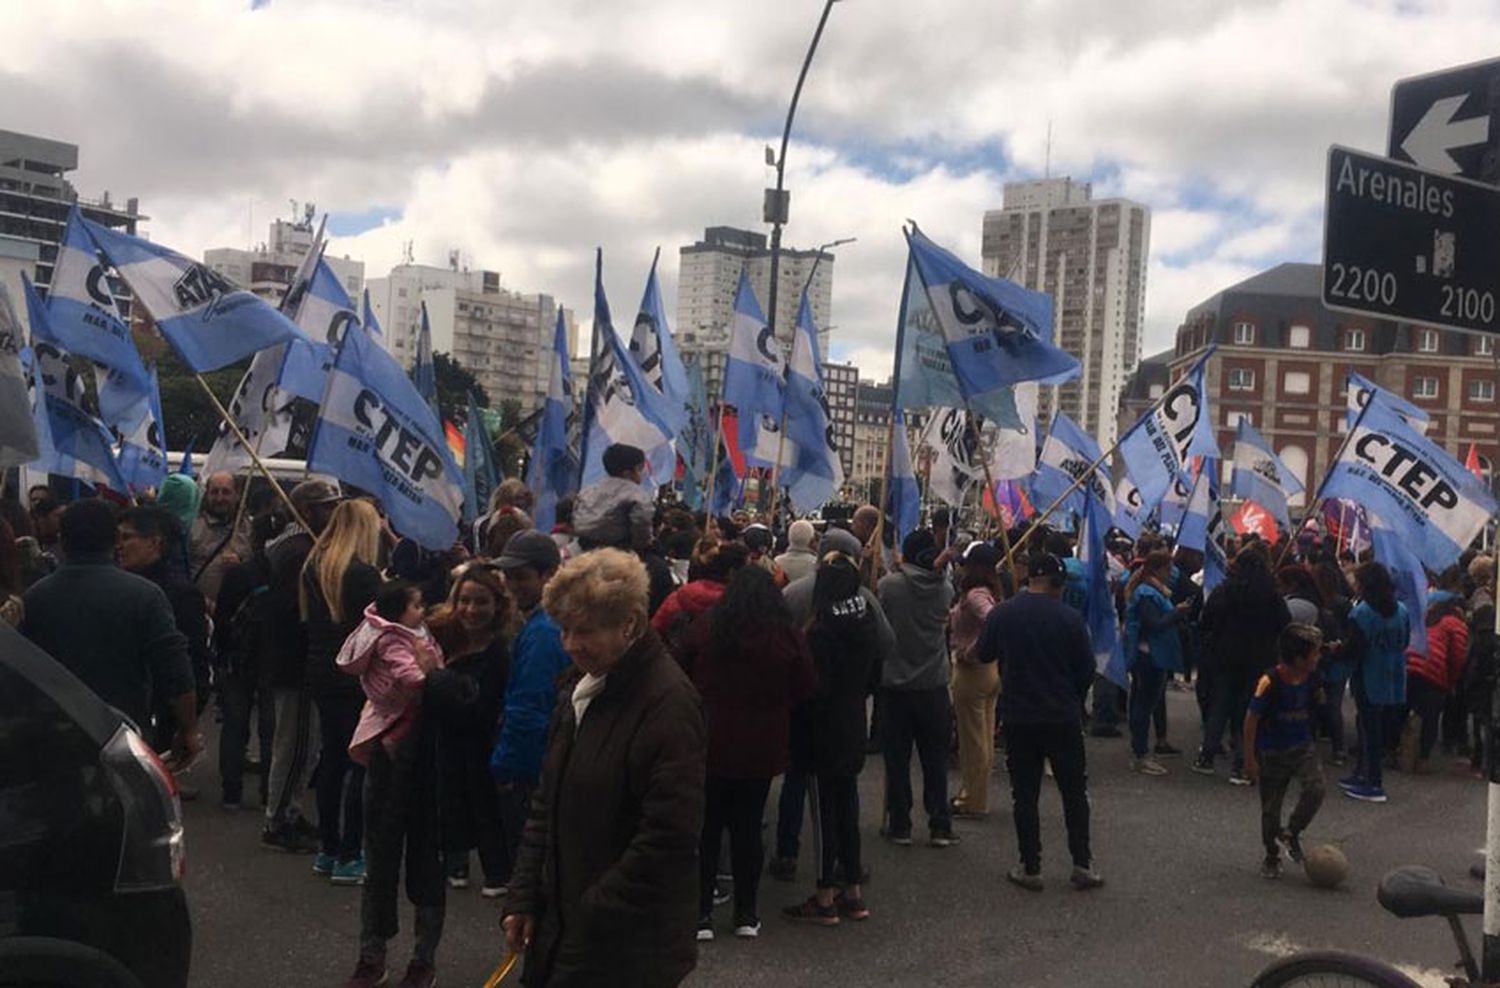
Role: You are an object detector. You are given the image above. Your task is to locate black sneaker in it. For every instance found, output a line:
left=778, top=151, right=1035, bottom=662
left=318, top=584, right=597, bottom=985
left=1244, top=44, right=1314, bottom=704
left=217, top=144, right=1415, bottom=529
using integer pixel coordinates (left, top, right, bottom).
left=885, top=830, right=913, bottom=847
left=696, top=916, right=714, bottom=942
left=929, top=829, right=961, bottom=848
left=1191, top=754, right=1216, bottom=776
left=733, top=915, right=761, bottom=938
left=1278, top=830, right=1305, bottom=865
left=782, top=896, right=839, bottom=926
left=712, top=884, right=732, bottom=907
left=1260, top=856, right=1282, bottom=880
left=261, top=824, right=319, bottom=854
left=1153, top=741, right=1183, bottom=757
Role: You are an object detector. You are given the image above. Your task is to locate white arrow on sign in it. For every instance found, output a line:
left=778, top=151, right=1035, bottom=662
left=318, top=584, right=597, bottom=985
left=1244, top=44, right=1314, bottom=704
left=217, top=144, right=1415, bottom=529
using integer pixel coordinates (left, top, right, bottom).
left=1400, top=94, right=1490, bottom=173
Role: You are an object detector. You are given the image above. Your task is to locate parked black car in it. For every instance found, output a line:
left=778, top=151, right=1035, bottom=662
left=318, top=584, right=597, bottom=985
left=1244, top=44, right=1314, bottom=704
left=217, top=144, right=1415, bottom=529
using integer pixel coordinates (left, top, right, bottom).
left=0, top=623, right=191, bottom=987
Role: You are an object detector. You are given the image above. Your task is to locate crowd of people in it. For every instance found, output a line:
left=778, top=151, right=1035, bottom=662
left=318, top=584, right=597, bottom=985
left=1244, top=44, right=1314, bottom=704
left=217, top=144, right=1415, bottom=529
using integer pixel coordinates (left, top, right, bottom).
left=1, top=437, right=1493, bottom=987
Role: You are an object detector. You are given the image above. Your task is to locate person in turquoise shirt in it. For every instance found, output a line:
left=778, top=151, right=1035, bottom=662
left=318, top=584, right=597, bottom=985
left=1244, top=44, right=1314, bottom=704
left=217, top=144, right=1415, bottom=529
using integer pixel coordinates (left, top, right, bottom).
left=1340, top=562, right=1411, bottom=804
left=1122, top=550, right=1187, bottom=776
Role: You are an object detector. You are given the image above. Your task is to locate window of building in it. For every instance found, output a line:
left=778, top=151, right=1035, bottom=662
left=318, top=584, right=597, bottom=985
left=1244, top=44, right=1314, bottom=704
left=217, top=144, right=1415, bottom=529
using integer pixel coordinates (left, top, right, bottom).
left=1227, top=368, right=1255, bottom=391
left=1470, top=380, right=1495, bottom=402
left=1226, top=411, right=1253, bottom=427
left=1478, top=336, right=1494, bottom=357
left=1288, top=325, right=1311, bottom=349
left=1413, top=376, right=1439, bottom=399
left=1418, top=328, right=1439, bottom=352
left=1346, top=328, right=1365, bottom=352
left=397, top=287, right=408, bottom=298
left=1283, top=371, right=1311, bottom=395
left=1232, top=322, right=1255, bottom=345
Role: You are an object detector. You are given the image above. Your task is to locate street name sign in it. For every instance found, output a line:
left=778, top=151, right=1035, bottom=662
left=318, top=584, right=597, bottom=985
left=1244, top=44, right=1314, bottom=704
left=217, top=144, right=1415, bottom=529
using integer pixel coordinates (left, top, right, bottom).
left=1389, top=57, right=1500, bottom=182
left=1322, top=144, right=1500, bottom=335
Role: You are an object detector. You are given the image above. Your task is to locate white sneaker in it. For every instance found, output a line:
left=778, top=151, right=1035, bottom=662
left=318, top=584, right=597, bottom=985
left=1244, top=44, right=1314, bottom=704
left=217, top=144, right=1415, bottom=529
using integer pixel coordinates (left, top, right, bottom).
left=1132, top=757, right=1169, bottom=777
left=480, top=884, right=508, bottom=899
left=734, top=919, right=761, bottom=938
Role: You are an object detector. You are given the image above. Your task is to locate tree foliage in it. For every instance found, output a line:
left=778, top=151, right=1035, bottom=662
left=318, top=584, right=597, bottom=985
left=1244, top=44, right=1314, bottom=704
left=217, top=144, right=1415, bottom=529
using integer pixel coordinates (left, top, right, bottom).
left=433, top=352, right=488, bottom=424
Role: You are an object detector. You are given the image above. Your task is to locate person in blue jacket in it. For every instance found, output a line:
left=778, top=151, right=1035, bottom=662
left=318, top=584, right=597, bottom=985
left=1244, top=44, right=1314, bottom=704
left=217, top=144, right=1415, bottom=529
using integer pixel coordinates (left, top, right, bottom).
left=1122, top=549, right=1188, bottom=777
left=1341, top=561, right=1411, bottom=804
left=490, top=530, right=571, bottom=883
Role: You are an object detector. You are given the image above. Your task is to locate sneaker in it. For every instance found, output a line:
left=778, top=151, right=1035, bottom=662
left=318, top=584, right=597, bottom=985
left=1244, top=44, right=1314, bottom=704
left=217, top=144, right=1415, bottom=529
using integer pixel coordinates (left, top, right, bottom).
left=1278, top=830, right=1305, bottom=865
left=332, top=857, right=367, bottom=886
left=767, top=856, right=797, bottom=882
left=712, top=884, right=732, bottom=907
left=1070, top=866, right=1104, bottom=891
left=1337, top=773, right=1365, bottom=791
left=782, top=896, right=839, bottom=926
left=313, top=852, right=338, bottom=876
left=480, top=884, right=508, bottom=899
left=929, top=829, right=961, bottom=848
left=396, top=959, right=435, bottom=988
left=1132, top=757, right=1169, bottom=777
left=221, top=797, right=242, bottom=811
left=343, top=960, right=388, bottom=988
left=1007, top=865, right=1044, bottom=892
left=885, top=830, right=914, bottom=847
left=1153, top=741, right=1182, bottom=757
left=949, top=798, right=987, bottom=820
left=447, top=872, right=469, bottom=890
left=1227, top=770, right=1253, bottom=787
left=834, top=893, right=870, bottom=921
left=734, top=916, right=761, bottom=938
left=1191, top=755, right=1216, bottom=776
left=262, top=824, right=319, bottom=854
left=697, top=916, right=715, bottom=941
left=1261, top=857, right=1282, bottom=880
left=1344, top=782, right=1389, bottom=803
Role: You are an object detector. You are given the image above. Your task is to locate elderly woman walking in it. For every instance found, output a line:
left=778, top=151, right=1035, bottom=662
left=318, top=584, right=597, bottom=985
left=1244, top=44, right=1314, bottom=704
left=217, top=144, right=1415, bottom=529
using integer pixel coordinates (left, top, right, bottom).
left=503, top=549, right=706, bottom=988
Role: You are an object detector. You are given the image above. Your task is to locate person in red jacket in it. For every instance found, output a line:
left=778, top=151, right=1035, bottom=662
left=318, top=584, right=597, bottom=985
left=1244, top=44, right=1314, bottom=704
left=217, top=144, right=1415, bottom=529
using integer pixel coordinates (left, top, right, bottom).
left=1405, top=574, right=1470, bottom=772
left=675, top=565, right=815, bottom=942
left=650, top=539, right=750, bottom=656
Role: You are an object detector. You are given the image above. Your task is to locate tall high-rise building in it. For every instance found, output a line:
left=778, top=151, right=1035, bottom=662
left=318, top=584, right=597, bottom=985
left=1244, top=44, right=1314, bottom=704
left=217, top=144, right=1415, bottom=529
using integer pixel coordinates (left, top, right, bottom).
left=0, top=129, right=144, bottom=316
left=676, top=226, right=836, bottom=402
left=980, top=177, right=1150, bottom=445
left=205, top=209, right=365, bottom=311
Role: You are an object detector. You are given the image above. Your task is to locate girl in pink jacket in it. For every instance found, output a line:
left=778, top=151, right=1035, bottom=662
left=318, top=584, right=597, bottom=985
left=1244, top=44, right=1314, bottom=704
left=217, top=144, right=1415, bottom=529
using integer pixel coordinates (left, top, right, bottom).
left=337, top=580, right=447, bottom=988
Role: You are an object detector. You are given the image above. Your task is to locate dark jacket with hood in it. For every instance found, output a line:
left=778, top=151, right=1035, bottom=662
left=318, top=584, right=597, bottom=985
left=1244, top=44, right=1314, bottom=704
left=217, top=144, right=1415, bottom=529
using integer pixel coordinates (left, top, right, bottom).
left=507, top=629, right=705, bottom=988
left=791, top=590, right=884, bottom=779
left=301, top=559, right=381, bottom=699
left=876, top=563, right=955, bottom=690
left=1201, top=580, right=1292, bottom=684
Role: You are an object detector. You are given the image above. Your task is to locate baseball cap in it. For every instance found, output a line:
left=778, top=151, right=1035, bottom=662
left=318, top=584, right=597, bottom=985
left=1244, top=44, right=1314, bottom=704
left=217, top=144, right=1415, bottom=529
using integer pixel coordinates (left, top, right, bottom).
left=496, top=529, right=562, bottom=572
left=290, top=479, right=342, bottom=510
left=1027, top=553, right=1066, bottom=583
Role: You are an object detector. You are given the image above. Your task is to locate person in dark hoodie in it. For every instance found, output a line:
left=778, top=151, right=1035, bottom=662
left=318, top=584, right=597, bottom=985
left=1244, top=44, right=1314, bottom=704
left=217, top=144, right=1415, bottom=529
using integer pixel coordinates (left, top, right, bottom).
left=876, top=529, right=959, bottom=848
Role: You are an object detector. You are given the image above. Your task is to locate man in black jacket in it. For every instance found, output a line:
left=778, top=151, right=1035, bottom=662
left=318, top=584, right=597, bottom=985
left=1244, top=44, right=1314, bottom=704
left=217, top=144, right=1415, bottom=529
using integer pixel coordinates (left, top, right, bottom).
left=976, top=553, right=1102, bottom=893
left=23, top=499, right=201, bottom=765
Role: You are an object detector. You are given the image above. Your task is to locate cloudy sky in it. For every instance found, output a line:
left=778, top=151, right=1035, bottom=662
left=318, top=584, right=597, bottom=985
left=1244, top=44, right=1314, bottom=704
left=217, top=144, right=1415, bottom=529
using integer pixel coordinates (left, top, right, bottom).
left=5, top=0, right=1499, bottom=378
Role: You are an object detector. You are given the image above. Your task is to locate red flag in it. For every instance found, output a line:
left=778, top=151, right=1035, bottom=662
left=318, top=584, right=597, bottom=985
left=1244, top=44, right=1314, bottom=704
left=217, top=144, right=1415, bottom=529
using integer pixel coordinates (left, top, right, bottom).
left=718, top=408, right=748, bottom=477
left=1466, top=442, right=1483, bottom=479
left=1229, top=500, right=1278, bottom=541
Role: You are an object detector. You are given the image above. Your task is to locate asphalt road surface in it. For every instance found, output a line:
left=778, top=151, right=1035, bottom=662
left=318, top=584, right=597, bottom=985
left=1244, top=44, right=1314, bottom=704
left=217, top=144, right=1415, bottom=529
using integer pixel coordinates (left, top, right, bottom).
left=182, top=689, right=1484, bottom=987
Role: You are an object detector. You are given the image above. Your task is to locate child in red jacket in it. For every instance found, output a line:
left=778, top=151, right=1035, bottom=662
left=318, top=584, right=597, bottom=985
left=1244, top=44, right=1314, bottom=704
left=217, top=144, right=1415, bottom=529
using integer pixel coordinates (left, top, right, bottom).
left=1405, top=592, right=1469, bottom=771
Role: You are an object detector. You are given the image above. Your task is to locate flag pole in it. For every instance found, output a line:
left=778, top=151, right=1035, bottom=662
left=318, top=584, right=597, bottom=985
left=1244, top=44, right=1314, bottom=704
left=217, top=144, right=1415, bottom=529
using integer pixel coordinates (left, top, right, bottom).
left=1273, top=397, right=1373, bottom=569
left=967, top=409, right=1013, bottom=561
left=194, top=374, right=310, bottom=534
left=870, top=227, right=921, bottom=587
left=704, top=403, right=726, bottom=531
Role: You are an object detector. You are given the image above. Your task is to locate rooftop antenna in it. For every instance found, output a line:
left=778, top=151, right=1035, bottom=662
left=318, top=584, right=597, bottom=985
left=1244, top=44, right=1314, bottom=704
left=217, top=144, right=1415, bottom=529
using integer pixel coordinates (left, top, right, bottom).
left=1044, top=120, right=1052, bottom=179
left=402, top=240, right=415, bottom=265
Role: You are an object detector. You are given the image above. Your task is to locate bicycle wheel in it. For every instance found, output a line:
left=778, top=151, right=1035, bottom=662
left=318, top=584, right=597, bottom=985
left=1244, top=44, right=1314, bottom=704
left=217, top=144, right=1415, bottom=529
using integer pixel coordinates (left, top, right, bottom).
left=1250, top=951, right=1424, bottom=988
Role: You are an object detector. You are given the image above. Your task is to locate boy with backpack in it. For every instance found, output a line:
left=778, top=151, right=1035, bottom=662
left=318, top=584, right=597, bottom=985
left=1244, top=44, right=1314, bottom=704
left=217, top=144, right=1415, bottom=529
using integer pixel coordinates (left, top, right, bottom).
left=1244, top=623, right=1329, bottom=879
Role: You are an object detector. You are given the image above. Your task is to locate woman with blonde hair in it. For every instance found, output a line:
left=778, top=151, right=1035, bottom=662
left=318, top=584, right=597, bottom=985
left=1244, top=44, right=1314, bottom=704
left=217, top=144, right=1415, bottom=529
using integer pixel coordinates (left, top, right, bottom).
left=301, top=498, right=385, bottom=884
left=503, top=549, right=705, bottom=987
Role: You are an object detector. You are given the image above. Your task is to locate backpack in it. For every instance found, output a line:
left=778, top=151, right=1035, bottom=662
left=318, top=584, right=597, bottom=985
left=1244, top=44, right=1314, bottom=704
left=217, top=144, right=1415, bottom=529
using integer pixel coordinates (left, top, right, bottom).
left=219, top=578, right=272, bottom=677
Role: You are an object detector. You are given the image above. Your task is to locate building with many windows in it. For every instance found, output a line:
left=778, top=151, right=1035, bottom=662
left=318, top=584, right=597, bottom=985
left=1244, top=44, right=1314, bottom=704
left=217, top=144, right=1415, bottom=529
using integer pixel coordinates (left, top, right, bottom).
left=204, top=210, right=365, bottom=314
left=981, top=177, right=1150, bottom=446
left=1144, top=261, right=1500, bottom=498
left=823, top=361, right=859, bottom=479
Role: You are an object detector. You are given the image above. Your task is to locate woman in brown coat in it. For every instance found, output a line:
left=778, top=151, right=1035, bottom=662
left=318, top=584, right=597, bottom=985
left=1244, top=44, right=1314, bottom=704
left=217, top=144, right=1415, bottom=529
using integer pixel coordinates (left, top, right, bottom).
left=503, top=549, right=706, bottom=988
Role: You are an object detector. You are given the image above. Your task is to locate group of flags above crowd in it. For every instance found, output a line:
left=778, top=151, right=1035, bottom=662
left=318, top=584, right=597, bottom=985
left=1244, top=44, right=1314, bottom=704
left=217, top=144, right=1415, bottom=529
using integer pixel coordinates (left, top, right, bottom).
left=0, top=211, right=1494, bottom=685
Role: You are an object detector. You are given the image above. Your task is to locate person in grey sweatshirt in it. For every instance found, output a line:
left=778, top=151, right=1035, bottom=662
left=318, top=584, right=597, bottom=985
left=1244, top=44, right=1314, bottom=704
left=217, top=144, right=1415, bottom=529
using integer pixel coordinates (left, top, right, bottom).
left=876, top=528, right=959, bottom=847
left=572, top=444, right=654, bottom=552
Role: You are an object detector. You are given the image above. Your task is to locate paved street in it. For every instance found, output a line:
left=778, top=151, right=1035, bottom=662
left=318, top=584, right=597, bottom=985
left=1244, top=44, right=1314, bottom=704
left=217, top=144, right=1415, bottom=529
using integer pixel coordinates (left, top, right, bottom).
left=183, top=689, right=1483, bottom=987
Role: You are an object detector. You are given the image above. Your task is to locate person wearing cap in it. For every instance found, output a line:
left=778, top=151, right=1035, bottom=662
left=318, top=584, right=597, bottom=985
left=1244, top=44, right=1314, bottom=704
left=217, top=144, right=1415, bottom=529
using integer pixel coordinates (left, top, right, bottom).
left=262, top=478, right=343, bottom=853
left=976, top=553, right=1102, bottom=892
left=489, top=529, right=569, bottom=875
left=949, top=541, right=1003, bottom=818
left=775, top=520, right=819, bottom=585
left=742, top=523, right=787, bottom=589
left=573, top=443, right=654, bottom=553
left=876, top=529, right=959, bottom=848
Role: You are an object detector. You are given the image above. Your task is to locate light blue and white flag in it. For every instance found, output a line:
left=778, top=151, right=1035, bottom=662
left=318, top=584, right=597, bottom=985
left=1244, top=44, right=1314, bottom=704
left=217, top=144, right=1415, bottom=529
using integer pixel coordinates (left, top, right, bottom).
left=1114, top=476, right=1144, bottom=539
left=80, top=217, right=308, bottom=372
left=279, top=257, right=358, bottom=403
left=529, top=308, right=576, bottom=533
left=1032, top=412, right=1114, bottom=518
left=362, top=287, right=384, bottom=340
left=46, top=206, right=151, bottom=427
left=1157, top=470, right=1195, bottom=536
left=887, top=408, right=920, bottom=548
left=413, top=301, right=439, bottom=420
left=629, top=250, right=690, bottom=436
left=678, top=357, right=712, bottom=510
left=463, top=391, right=499, bottom=529
left=580, top=253, right=675, bottom=489
left=709, top=421, right=742, bottom=517
left=781, top=291, right=844, bottom=513
left=307, top=325, right=464, bottom=550
left=895, top=253, right=1023, bottom=429
left=722, top=268, right=785, bottom=466
left=926, top=408, right=980, bottom=509
left=1371, top=518, right=1429, bottom=654
left=1321, top=401, right=1494, bottom=571
left=0, top=283, right=39, bottom=468
left=1081, top=485, right=1125, bottom=687
left=115, top=366, right=169, bottom=494
left=1118, top=348, right=1220, bottom=510
left=1348, top=371, right=1430, bottom=434
left=1176, top=459, right=1217, bottom=554
left=23, top=276, right=128, bottom=492
left=1230, top=419, right=1302, bottom=530
left=203, top=345, right=298, bottom=476
left=905, top=226, right=1080, bottom=396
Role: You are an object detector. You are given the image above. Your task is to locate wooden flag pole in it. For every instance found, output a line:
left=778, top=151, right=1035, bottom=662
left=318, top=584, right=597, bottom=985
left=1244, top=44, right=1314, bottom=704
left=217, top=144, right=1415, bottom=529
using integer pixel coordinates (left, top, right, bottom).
left=194, top=374, right=311, bottom=534
left=868, top=411, right=896, bottom=591
left=1273, top=397, right=1372, bottom=569
left=481, top=953, right=519, bottom=988
left=967, top=410, right=1014, bottom=563
left=704, top=404, right=726, bottom=531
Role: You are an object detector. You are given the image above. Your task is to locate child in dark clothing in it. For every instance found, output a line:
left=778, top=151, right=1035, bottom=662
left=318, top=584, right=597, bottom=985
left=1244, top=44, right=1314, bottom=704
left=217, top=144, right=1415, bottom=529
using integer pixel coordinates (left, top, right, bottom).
left=1244, top=623, right=1328, bottom=880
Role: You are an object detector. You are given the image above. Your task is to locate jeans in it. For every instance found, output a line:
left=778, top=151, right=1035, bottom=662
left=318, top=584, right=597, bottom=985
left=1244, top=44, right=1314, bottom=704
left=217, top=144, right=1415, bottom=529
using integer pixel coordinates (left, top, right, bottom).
left=1353, top=682, right=1392, bottom=788
left=1258, top=744, right=1325, bottom=857
left=1004, top=722, right=1091, bottom=873
left=360, top=731, right=445, bottom=966
left=699, top=776, right=772, bottom=920
left=807, top=773, right=862, bottom=890
left=313, top=691, right=365, bottom=860
left=496, top=782, right=535, bottom=880
left=266, top=688, right=320, bottom=828
left=1128, top=664, right=1166, bottom=758
left=880, top=687, right=953, bottom=836
left=218, top=665, right=273, bottom=806
left=1319, top=677, right=1348, bottom=759
left=1406, top=676, right=1448, bottom=763
left=1090, top=677, right=1124, bottom=734
left=1201, top=672, right=1254, bottom=770
left=774, top=765, right=808, bottom=860
left=951, top=660, right=1000, bottom=814
left=441, top=748, right=510, bottom=887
